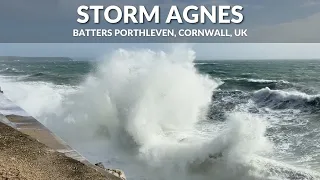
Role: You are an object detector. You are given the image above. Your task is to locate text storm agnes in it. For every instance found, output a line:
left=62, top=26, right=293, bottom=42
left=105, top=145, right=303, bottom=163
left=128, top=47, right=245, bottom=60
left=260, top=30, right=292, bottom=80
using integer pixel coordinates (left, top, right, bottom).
left=77, top=5, right=244, bottom=24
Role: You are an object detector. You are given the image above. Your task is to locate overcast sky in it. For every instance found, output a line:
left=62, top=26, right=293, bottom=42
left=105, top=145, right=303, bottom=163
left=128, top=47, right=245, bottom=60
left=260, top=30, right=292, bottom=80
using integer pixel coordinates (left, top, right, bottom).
left=1, top=0, right=320, bottom=60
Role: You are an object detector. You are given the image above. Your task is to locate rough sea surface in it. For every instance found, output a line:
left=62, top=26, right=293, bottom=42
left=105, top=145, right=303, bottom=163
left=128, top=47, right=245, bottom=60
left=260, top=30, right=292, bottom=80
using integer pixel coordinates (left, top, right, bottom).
left=1, top=48, right=320, bottom=180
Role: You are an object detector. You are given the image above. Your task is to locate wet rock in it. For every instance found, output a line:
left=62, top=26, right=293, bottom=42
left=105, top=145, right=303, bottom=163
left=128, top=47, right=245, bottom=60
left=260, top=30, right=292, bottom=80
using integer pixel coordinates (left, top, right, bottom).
left=95, top=162, right=126, bottom=180
left=94, top=162, right=105, bottom=169
left=106, top=169, right=126, bottom=180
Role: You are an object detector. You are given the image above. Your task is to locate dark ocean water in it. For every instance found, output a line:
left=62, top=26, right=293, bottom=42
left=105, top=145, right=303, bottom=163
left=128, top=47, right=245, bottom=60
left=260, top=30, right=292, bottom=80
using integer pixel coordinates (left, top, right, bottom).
left=2, top=59, right=320, bottom=90
left=0, top=59, right=92, bottom=85
left=196, top=60, right=320, bottom=170
left=1, top=57, right=320, bottom=179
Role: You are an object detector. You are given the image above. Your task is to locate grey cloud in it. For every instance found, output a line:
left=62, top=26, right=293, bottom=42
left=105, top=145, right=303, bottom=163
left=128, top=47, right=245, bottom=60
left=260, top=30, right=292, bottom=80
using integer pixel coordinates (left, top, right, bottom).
left=249, top=12, right=320, bottom=43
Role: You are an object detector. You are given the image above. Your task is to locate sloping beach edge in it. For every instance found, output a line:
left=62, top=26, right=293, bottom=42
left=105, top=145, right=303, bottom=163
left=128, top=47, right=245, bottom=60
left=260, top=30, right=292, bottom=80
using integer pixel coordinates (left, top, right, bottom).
left=0, top=94, right=124, bottom=180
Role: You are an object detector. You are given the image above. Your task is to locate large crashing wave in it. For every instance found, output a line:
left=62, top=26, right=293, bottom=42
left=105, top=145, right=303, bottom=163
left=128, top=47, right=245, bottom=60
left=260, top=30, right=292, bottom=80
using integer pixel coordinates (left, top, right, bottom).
left=1, top=47, right=319, bottom=180
left=44, top=47, right=275, bottom=179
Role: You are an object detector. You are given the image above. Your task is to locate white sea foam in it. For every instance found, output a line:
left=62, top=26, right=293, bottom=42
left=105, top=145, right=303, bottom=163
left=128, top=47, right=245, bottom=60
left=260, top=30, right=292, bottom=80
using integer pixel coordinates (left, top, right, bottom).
left=253, top=87, right=320, bottom=109
left=1, top=47, right=319, bottom=179
left=0, top=76, right=76, bottom=118
left=247, top=79, right=289, bottom=84
left=254, top=87, right=320, bottom=100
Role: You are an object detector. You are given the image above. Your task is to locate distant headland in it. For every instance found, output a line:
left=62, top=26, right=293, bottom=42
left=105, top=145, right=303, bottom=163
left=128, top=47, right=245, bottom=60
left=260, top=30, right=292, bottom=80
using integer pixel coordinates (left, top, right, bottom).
left=0, top=56, right=73, bottom=61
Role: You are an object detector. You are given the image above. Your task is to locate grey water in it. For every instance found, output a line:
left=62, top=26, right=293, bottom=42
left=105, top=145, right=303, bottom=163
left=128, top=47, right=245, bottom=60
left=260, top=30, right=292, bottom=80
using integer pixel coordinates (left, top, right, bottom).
left=1, top=57, right=320, bottom=179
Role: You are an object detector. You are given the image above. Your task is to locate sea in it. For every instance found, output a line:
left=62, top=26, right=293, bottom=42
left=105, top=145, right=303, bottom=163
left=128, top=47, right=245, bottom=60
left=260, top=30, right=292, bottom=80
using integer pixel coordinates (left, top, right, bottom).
left=1, top=48, right=320, bottom=180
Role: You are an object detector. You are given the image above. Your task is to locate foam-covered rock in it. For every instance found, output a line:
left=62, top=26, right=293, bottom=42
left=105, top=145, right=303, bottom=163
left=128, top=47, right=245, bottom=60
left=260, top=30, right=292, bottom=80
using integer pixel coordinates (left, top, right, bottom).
left=95, top=162, right=126, bottom=180
left=106, top=169, right=126, bottom=180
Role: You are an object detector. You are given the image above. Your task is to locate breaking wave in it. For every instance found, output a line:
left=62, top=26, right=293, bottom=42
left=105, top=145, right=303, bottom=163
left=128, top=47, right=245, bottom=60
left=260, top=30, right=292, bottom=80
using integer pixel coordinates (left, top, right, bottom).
left=247, top=79, right=289, bottom=84
left=43, top=47, right=278, bottom=180
left=0, top=67, right=24, bottom=74
left=220, top=78, right=292, bottom=91
left=253, top=87, right=320, bottom=109
left=1, top=47, right=320, bottom=179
